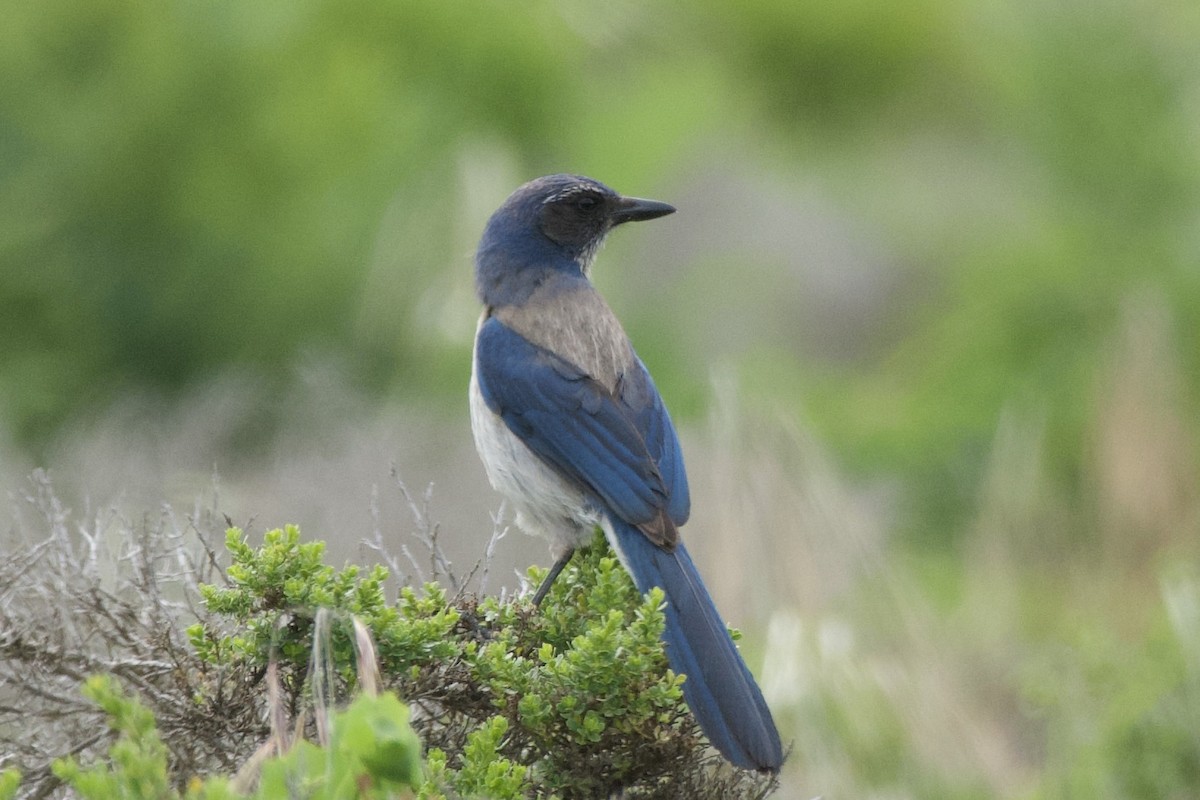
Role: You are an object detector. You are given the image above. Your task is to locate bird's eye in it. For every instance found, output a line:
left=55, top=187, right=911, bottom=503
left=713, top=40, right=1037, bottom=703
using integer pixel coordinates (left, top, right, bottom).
left=575, top=194, right=599, bottom=211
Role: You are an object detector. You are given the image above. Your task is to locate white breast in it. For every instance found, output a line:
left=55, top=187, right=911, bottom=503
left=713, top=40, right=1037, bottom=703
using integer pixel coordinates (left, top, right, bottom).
left=469, top=319, right=601, bottom=559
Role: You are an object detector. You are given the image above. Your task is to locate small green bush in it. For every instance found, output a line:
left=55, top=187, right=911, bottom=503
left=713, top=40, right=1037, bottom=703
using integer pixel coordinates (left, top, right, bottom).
left=176, top=526, right=770, bottom=797
left=0, top=770, right=21, bottom=800
left=54, top=675, right=431, bottom=800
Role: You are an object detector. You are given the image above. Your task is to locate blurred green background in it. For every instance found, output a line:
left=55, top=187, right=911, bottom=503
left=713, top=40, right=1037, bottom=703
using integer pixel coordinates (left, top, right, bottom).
left=3, top=0, right=1200, bottom=797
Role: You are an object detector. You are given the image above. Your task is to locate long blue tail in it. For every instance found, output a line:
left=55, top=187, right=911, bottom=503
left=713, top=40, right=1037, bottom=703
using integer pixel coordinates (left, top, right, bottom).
left=607, top=519, right=784, bottom=772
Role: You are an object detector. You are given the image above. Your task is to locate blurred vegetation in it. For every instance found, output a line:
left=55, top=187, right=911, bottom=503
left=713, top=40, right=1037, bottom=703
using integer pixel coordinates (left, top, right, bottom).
left=52, top=676, right=430, bottom=799
left=3, top=0, right=1199, bottom=533
left=3, top=1, right=1200, bottom=798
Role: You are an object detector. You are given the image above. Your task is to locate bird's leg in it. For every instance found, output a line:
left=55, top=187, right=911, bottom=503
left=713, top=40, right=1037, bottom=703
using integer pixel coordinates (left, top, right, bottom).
left=531, top=549, right=575, bottom=606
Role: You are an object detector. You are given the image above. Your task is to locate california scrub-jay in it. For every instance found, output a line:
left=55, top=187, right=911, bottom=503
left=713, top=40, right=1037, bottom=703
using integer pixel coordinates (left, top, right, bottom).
left=469, top=174, right=784, bottom=772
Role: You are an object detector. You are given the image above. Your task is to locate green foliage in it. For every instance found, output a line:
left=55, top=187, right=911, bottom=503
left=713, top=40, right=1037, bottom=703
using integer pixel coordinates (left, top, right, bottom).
left=179, top=526, right=764, bottom=797
left=471, top=547, right=696, bottom=795
left=794, top=552, right=1200, bottom=799
left=257, top=694, right=423, bottom=799
left=53, top=675, right=190, bottom=800
left=8, top=0, right=1200, bottom=531
left=327, top=693, right=423, bottom=793
left=1018, top=569, right=1200, bottom=800
left=0, top=0, right=592, bottom=442
left=52, top=675, right=425, bottom=800
left=737, top=0, right=1200, bottom=537
left=189, top=525, right=460, bottom=682
left=419, top=718, right=529, bottom=800
left=0, top=770, right=21, bottom=800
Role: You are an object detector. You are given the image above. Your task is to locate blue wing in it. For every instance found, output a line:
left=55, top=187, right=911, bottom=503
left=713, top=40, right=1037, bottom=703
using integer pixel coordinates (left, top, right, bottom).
left=478, top=316, right=782, bottom=771
left=474, top=315, right=689, bottom=529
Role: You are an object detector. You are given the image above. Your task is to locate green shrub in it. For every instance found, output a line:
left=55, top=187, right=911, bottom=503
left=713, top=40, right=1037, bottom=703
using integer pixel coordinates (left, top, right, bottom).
left=178, top=526, right=770, bottom=797
left=54, top=676, right=429, bottom=800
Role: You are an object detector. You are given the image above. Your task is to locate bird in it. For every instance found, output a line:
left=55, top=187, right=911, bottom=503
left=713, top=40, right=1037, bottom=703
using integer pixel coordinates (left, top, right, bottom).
left=469, top=174, right=784, bottom=773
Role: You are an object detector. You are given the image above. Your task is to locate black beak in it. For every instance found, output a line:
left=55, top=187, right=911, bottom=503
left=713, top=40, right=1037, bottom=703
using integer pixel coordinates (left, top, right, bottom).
left=611, top=195, right=676, bottom=225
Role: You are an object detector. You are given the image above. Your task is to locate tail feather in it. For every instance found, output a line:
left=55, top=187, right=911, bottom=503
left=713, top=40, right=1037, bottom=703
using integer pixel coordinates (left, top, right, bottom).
left=607, top=520, right=783, bottom=772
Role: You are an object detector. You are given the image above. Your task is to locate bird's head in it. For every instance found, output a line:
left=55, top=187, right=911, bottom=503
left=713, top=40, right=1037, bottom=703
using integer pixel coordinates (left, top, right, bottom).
left=475, top=174, right=675, bottom=306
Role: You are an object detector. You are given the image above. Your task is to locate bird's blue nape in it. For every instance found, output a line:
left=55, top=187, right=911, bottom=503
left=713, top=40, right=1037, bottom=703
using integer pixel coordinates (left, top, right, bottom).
left=475, top=214, right=578, bottom=308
